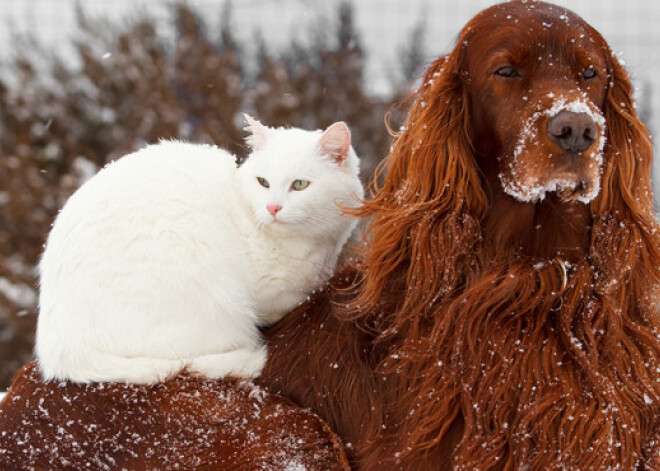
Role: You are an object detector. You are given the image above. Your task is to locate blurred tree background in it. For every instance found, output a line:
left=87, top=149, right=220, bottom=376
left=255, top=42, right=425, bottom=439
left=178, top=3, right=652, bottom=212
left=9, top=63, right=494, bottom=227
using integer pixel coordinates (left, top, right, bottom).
left=0, top=1, right=421, bottom=388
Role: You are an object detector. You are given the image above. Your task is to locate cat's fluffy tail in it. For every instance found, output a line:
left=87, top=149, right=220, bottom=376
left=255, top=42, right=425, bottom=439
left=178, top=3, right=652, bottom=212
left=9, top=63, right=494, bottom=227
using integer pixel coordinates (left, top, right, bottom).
left=38, top=351, right=187, bottom=385
left=37, top=346, right=268, bottom=384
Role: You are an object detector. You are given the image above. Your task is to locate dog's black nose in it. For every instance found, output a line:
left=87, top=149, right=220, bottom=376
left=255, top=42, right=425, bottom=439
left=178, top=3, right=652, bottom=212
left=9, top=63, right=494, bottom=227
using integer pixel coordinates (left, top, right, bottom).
left=547, top=111, right=597, bottom=154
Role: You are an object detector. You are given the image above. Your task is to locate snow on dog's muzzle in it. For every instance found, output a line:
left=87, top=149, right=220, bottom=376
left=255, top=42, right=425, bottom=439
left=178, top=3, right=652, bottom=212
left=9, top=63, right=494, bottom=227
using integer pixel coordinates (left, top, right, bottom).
left=499, top=93, right=606, bottom=204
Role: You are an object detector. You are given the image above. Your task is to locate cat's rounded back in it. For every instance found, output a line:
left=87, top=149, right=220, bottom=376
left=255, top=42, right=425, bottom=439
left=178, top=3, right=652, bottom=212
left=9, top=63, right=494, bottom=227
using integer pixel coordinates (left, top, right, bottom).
left=36, top=141, right=258, bottom=382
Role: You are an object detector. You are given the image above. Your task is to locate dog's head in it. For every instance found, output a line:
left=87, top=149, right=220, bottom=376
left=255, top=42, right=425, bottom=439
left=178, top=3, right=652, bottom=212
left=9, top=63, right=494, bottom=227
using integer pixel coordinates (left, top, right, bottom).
left=461, top=1, right=610, bottom=204
left=355, top=0, right=655, bottom=315
left=378, top=0, right=652, bottom=213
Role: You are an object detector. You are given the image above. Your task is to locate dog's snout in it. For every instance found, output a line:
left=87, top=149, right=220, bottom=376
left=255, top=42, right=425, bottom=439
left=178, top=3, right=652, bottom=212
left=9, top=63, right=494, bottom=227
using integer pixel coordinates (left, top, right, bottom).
left=547, top=111, right=597, bottom=154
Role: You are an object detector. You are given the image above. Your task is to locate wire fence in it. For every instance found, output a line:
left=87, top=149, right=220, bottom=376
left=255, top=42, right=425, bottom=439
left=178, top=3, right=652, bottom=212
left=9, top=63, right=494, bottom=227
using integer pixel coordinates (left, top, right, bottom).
left=2, top=0, right=657, bottom=140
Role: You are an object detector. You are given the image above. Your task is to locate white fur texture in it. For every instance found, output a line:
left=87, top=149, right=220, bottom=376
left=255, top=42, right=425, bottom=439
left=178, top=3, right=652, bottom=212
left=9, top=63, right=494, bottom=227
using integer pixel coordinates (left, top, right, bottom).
left=36, top=123, right=363, bottom=384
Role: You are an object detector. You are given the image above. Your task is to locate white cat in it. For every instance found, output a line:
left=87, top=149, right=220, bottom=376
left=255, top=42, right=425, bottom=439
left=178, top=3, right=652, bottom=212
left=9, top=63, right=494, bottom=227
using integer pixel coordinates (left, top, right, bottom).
left=36, top=115, right=363, bottom=384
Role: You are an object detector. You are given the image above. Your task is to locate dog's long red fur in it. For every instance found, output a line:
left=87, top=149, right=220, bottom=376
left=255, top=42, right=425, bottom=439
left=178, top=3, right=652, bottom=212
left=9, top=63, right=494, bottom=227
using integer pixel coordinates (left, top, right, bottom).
left=0, top=1, right=659, bottom=470
left=261, top=1, right=660, bottom=469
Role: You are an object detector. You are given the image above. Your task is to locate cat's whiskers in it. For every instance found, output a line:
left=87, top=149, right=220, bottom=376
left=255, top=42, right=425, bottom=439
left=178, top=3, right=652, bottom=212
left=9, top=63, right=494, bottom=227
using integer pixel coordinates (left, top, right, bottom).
left=289, top=214, right=336, bottom=231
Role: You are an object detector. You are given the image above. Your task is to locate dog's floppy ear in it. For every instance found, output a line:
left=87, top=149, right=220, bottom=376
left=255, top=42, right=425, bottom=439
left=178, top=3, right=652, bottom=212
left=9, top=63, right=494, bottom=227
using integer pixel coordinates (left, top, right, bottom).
left=374, top=53, right=486, bottom=215
left=347, top=45, right=487, bottom=326
left=588, top=39, right=660, bottom=301
left=593, top=43, right=654, bottom=218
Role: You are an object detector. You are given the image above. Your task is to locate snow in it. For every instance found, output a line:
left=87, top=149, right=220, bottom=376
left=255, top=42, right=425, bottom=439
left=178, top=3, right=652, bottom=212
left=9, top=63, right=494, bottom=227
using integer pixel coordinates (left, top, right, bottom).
left=500, top=93, right=606, bottom=204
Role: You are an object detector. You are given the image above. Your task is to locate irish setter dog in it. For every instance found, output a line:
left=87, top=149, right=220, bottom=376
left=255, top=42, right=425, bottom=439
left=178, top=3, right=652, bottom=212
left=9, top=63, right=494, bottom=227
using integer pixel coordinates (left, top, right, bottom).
left=263, top=1, right=660, bottom=468
left=1, top=1, right=659, bottom=470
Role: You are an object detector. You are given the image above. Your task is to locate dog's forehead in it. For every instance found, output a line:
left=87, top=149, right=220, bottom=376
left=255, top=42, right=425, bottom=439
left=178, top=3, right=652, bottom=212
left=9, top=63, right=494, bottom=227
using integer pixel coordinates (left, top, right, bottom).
left=461, top=1, right=604, bottom=68
left=465, top=1, right=595, bottom=45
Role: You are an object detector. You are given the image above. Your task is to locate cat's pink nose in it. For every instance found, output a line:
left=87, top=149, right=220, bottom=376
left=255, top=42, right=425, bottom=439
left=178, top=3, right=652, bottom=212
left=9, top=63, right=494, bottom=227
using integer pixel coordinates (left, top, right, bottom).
left=267, top=204, right=282, bottom=217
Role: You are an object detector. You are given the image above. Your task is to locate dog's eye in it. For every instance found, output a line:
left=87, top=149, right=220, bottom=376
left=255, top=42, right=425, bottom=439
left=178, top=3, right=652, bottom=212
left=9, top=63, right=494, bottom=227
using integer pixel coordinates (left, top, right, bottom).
left=582, top=68, right=597, bottom=80
left=494, top=66, right=521, bottom=78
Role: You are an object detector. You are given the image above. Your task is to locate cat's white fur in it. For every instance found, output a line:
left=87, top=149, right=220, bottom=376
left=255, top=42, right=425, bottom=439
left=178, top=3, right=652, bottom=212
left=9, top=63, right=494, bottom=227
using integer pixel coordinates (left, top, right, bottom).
left=36, top=116, right=363, bottom=384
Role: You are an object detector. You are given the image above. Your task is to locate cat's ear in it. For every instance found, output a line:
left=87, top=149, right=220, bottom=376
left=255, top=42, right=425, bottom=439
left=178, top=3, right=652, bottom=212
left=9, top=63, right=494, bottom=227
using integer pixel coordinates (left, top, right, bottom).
left=319, top=122, right=351, bottom=166
left=243, top=114, right=269, bottom=150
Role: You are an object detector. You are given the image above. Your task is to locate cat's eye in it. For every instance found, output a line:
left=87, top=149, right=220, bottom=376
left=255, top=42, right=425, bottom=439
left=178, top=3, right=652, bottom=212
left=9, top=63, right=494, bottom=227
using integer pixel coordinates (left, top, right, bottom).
left=291, top=179, right=310, bottom=191
left=257, top=177, right=270, bottom=188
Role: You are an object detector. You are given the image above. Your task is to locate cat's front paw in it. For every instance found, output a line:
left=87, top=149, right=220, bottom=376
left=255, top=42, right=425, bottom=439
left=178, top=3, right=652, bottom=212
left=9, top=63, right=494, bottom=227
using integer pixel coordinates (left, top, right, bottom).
left=188, top=346, right=267, bottom=379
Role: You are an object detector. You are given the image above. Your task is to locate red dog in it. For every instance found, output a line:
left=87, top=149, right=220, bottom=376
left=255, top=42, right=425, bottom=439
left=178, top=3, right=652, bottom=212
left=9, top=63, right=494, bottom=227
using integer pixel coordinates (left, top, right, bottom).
left=262, top=1, right=660, bottom=469
left=0, top=361, right=349, bottom=469
left=1, top=1, right=659, bottom=470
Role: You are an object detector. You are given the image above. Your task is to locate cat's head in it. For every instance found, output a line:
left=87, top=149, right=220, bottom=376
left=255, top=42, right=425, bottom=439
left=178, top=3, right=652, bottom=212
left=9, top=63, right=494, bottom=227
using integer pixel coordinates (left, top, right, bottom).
left=238, top=114, right=363, bottom=237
